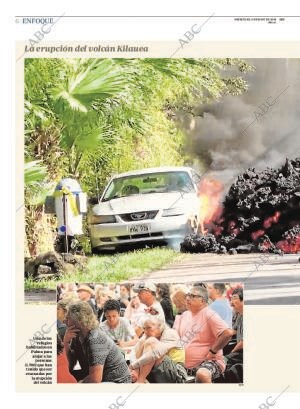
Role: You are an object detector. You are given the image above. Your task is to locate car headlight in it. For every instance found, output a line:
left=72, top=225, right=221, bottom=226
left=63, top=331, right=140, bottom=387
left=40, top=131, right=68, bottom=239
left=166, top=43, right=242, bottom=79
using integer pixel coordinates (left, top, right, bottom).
left=162, top=207, right=185, bottom=217
left=90, top=214, right=117, bottom=224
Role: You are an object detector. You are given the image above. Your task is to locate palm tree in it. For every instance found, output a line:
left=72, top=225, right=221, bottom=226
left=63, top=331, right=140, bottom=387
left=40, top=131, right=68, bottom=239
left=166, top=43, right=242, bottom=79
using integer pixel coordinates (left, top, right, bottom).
left=25, top=59, right=127, bottom=177
left=24, top=160, right=54, bottom=256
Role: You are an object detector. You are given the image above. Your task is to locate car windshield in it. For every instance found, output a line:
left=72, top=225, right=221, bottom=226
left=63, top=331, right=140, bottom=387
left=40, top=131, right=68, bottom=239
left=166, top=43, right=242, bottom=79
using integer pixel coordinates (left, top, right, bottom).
left=102, top=171, right=195, bottom=201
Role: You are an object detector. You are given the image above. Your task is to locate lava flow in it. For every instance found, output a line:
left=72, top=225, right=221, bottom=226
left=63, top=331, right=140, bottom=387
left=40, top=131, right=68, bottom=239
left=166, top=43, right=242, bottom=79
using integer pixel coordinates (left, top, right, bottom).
left=181, top=158, right=300, bottom=254
left=276, top=226, right=300, bottom=253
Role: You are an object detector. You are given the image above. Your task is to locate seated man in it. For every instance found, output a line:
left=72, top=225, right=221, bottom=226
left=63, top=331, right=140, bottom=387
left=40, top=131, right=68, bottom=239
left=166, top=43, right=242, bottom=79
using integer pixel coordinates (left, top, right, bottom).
left=64, top=301, right=131, bottom=383
left=100, top=299, right=138, bottom=348
left=129, top=316, right=186, bottom=383
left=224, top=288, right=243, bottom=375
left=176, top=285, right=232, bottom=383
left=132, top=282, right=165, bottom=337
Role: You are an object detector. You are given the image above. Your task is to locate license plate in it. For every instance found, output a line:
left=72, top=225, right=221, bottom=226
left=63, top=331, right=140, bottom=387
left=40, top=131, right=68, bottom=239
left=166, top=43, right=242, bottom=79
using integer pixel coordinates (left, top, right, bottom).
left=128, top=224, right=150, bottom=234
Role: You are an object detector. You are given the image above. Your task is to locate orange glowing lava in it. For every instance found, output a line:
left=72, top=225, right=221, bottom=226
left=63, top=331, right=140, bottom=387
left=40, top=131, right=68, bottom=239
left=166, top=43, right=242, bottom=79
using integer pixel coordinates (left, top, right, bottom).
left=198, top=178, right=224, bottom=234
left=276, top=236, right=300, bottom=253
left=263, top=211, right=281, bottom=229
left=251, top=229, right=265, bottom=241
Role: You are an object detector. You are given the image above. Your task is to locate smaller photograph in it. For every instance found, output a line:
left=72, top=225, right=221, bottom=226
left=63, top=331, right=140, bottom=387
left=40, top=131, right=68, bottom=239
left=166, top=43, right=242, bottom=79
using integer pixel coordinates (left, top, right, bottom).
left=57, top=281, right=244, bottom=384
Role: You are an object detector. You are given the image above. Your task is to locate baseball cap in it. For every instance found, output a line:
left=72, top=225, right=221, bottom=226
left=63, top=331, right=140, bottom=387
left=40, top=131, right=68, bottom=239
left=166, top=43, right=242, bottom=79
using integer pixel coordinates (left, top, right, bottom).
left=133, top=282, right=156, bottom=294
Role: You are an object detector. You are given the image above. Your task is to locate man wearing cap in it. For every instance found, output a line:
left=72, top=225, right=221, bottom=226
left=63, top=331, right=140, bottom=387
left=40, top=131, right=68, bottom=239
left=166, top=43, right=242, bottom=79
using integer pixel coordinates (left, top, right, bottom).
left=133, top=282, right=165, bottom=337
left=176, top=285, right=232, bottom=383
left=77, top=284, right=97, bottom=315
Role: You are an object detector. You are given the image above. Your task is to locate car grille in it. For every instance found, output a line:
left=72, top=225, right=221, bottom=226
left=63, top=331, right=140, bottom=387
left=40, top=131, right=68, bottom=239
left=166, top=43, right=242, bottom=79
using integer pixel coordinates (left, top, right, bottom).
left=116, top=232, right=163, bottom=240
left=119, top=210, right=158, bottom=222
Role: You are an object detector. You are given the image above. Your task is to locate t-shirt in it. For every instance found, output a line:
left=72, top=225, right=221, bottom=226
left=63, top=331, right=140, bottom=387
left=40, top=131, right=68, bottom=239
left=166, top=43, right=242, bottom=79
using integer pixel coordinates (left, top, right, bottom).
left=157, top=327, right=185, bottom=364
left=136, top=301, right=165, bottom=327
left=209, top=298, right=233, bottom=328
left=233, top=312, right=243, bottom=343
left=82, top=328, right=131, bottom=383
left=100, top=317, right=136, bottom=342
left=176, top=306, right=229, bottom=372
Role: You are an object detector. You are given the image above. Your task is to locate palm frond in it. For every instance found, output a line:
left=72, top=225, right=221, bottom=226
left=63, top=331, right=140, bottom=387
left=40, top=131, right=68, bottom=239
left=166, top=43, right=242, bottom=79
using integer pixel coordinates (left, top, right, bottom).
left=26, top=182, right=55, bottom=206
left=74, top=126, right=104, bottom=151
left=24, top=160, right=47, bottom=185
left=51, top=60, right=126, bottom=112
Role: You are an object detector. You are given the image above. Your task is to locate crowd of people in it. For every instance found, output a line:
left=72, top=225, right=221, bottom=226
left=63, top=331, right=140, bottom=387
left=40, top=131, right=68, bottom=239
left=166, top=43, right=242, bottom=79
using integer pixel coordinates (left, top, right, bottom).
left=57, top=281, right=243, bottom=384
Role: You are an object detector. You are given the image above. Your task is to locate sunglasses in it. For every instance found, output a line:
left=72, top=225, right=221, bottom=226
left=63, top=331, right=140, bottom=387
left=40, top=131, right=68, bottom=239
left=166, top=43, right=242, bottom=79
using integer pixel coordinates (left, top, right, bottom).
left=185, top=293, right=203, bottom=299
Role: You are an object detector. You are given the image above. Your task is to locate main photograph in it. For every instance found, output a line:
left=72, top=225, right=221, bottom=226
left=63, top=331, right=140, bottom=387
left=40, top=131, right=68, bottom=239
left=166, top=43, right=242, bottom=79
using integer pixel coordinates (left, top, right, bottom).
left=24, top=58, right=300, bottom=304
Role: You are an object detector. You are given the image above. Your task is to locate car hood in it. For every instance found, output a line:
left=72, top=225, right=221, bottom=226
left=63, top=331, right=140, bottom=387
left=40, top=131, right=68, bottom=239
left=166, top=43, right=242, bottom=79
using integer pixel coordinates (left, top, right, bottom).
left=92, top=192, right=197, bottom=215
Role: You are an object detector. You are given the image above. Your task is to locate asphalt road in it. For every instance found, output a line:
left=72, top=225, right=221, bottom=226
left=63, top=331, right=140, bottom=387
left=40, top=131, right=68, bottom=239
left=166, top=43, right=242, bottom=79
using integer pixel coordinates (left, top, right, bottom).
left=137, top=253, right=300, bottom=305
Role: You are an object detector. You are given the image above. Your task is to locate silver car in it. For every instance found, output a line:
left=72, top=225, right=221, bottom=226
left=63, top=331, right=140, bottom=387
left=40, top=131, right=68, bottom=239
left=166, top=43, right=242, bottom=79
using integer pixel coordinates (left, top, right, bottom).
left=87, top=166, right=201, bottom=253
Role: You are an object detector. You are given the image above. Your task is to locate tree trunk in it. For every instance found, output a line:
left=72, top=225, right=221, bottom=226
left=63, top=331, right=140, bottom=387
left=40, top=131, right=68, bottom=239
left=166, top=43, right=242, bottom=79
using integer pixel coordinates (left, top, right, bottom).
left=25, top=206, right=56, bottom=257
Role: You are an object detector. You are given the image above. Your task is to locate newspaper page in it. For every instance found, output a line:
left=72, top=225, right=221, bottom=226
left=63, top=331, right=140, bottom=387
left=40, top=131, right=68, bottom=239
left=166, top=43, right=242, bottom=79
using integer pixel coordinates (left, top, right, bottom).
left=12, top=4, right=300, bottom=407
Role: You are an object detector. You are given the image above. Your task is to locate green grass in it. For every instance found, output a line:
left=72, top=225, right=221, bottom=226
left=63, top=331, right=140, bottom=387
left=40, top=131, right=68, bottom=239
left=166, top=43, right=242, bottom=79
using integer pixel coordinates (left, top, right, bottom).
left=24, top=247, right=186, bottom=290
